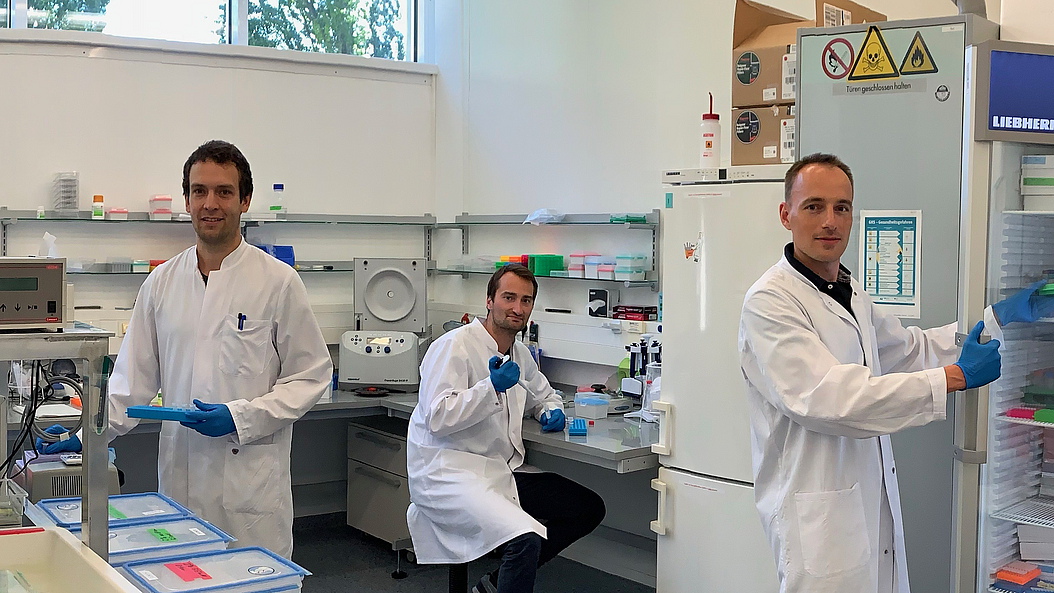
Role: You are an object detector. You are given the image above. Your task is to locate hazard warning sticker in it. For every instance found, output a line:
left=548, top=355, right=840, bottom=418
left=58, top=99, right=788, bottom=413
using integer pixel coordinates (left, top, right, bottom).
left=821, top=38, right=854, bottom=80
left=899, top=31, right=938, bottom=75
left=848, top=26, right=899, bottom=82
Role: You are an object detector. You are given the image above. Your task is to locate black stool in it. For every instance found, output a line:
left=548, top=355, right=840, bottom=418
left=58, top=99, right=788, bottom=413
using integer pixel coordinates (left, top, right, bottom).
left=448, top=563, right=468, bottom=593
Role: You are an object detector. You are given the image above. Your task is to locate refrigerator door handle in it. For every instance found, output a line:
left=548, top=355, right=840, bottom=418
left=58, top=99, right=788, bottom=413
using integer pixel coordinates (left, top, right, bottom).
left=650, top=478, right=667, bottom=536
left=651, top=401, right=672, bottom=455
left=953, top=445, right=987, bottom=465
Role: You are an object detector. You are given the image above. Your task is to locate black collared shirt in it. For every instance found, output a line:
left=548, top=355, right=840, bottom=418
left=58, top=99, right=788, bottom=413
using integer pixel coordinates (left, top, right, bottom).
left=784, top=243, right=855, bottom=317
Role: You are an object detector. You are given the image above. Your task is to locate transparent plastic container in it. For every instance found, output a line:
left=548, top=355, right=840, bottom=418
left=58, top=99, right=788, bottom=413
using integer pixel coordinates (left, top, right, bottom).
left=614, top=267, right=646, bottom=281
left=615, top=254, right=648, bottom=271
left=574, top=394, right=608, bottom=419
left=120, top=547, right=308, bottom=593
left=36, top=493, right=192, bottom=529
left=597, top=264, right=616, bottom=280
left=0, top=526, right=140, bottom=593
left=68, top=517, right=233, bottom=566
left=568, top=264, right=585, bottom=278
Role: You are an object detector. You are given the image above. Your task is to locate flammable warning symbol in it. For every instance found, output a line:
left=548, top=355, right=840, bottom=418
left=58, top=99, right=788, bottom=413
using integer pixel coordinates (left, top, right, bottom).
left=899, top=31, right=938, bottom=75
left=848, top=25, right=899, bottom=82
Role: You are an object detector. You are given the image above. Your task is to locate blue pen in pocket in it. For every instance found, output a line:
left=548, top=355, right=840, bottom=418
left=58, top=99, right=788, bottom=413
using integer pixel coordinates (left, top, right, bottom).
left=237, top=313, right=245, bottom=330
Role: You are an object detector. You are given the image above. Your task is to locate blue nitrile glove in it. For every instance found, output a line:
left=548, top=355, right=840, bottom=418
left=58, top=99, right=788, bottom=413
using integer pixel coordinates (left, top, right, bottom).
left=35, top=424, right=81, bottom=454
left=488, top=355, right=520, bottom=393
left=179, top=399, right=236, bottom=437
left=993, top=281, right=1054, bottom=325
left=539, top=408, right=566, bottom=433
left=954, top=321, right=1002, bottom=389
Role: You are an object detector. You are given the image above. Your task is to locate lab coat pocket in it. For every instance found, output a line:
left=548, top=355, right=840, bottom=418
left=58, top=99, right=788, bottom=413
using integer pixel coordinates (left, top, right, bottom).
left=794, top=483, right=871, bottom=577
left=223, top=441, right=281, bottom=515
left=219, top=316, right=274, bottom=377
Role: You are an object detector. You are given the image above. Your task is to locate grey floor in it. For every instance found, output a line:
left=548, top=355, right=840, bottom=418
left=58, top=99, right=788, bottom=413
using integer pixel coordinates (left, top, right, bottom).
left=292, top=514, right=655, bottom=593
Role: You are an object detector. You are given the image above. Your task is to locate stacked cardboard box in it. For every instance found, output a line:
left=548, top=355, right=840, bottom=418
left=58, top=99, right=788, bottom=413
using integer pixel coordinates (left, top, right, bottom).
left=730, top=0, right=885, bottom=165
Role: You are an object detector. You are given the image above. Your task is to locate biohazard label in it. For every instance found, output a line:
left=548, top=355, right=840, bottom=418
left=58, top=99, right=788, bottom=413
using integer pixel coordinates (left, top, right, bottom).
left=165, top=561, right=212, bottom=582
left=899, top=31, right=938, bottom=75
left=848, top=26, right=899, bottom=82
left=736, top=52, right=760, bottom=85
left=735, top=111, right=760, bottom=144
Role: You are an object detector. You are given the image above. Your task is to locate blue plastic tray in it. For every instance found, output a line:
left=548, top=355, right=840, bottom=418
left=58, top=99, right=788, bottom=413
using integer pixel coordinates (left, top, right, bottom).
left=127, top=406, right=197, bottom=422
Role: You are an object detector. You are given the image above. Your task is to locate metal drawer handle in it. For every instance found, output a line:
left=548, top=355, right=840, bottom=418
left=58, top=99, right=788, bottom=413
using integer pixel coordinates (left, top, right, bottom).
left=355, top=431, right=401, bottom=451
left=353, top=466, right=402, bottom=489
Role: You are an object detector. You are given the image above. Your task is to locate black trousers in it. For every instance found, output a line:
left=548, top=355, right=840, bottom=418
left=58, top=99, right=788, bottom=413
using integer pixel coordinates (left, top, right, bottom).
left=510, top=471, right=606, bottom=567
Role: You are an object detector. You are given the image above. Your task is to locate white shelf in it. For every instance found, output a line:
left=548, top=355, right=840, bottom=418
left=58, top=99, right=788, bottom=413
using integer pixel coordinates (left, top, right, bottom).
left=991, top=496, right=1054, bottom=529
left=996, top=413, right=1054, bottom=429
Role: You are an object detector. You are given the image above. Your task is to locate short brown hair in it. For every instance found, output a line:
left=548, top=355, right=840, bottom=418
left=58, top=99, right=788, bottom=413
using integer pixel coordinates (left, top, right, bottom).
left=488, top=264, right=538, bottom=300
left=182, top=140, right=253, bottom=201
left=784, top=153, right=854, bottom=203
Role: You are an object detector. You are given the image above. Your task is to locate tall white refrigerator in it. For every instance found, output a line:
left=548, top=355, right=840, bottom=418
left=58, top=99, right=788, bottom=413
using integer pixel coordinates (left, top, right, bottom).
left=651, top=169, right=788, bottom=592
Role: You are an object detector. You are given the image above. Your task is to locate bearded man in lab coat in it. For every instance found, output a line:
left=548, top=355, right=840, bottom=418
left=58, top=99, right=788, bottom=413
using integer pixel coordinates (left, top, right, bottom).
left=38, top=140, right=332, bottom=559
left=406, top=264, right=606, bottom=593
left=739, top=153, right=1053, bottom=593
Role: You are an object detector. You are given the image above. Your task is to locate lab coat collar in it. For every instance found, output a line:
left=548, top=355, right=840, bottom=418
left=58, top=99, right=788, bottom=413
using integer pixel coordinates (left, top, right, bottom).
left=193, top=237, right=250, bottom=277
left=468, top=317, right=509, bottom=357
left=777, top=256, right=861, bottom=330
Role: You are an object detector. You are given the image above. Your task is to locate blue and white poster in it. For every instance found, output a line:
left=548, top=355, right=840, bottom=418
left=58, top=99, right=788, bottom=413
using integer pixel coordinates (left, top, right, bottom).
left=860, top=210, right=922, bottom=319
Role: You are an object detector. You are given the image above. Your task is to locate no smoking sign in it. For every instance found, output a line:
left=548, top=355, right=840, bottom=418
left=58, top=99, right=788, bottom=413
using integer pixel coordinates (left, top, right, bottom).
left=822, top=38, right=854, bottom=80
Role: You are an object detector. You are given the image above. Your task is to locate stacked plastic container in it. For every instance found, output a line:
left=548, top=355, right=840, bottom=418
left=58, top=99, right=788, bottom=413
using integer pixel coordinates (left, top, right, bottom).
left=150, top=196, right=173, bottom=221
left=615, top=254, right=648, bottom=281
left=31, top=492, right=310, bottom=592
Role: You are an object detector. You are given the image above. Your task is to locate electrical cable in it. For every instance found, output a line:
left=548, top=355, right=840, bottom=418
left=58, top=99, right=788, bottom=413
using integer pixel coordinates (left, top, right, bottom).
left=30, top=374, right=83, bottom=443
left=1, top=362, right=42, bottom=479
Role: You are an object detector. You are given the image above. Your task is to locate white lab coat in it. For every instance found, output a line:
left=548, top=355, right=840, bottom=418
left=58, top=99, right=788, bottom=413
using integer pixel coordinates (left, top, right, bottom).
left=739, top=256, right=997, bottom=593
left=405, top=319, right=564, bottom=564
left=106, top=239, right=332, bottom=559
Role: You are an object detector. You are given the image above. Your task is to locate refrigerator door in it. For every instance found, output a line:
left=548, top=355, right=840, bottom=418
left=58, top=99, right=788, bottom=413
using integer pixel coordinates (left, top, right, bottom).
left=653, top=466, right=778, bottom=593
left=656, top=182, right=788, bottom=482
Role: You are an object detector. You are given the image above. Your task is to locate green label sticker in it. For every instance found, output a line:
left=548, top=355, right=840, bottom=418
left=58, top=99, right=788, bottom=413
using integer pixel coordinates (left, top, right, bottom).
left=1024, top=177, right=1054, bottom=187
left=665, top=192, right=674, bottom=209
left=108, top=504, right=127, bottom=519
left=148, top=528, right=177, bottom=543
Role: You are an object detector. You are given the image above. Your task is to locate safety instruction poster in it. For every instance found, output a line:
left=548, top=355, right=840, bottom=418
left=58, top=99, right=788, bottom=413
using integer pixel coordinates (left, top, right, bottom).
left=859, top=210, right=921, bottom=318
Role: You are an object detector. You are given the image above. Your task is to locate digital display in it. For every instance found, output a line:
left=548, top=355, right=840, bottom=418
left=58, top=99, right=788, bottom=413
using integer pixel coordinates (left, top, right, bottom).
left=0, top=277, right=38, bottom=292
left=368, top=337, right=391, bottom=346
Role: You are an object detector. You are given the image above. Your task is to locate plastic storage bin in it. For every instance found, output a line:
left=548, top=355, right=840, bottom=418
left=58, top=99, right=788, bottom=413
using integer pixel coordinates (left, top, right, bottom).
left=120, top=547, right=309, bottom=593
left=597, top=264, right=616, bottom=280
left=569, top=252, right=600, bottom=268
left=567, top=265, right=585, bottom=278
left=107, top=209, right=129, bottom=221
left=615, top=254, right=647, bottom=270
left=614, top=267, right=646, bottom=281
left=68, top=517, right=233, bottom=566
left=0, top=526, right=141, bottom=593
left=36, top=493, right=192, bottom=529
left=149, top=210, right=173, bottom=221
left=574, top=394, right=608, bottom=419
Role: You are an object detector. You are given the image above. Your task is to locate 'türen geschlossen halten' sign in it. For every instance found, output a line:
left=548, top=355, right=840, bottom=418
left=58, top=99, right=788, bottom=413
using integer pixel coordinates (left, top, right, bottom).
left=988, top=50, right=1054, bottom=134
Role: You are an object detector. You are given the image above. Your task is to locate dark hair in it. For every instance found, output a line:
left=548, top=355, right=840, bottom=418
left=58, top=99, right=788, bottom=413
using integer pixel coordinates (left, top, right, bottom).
left=182, top=140, right=254, bottom=201
left=488, top=264, right=538, bottom=300
left=784, top=153, right=854, bottom=203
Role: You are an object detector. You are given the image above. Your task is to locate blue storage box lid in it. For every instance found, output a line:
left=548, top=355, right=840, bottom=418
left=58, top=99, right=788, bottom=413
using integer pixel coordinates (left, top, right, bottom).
left=36, top=492, right=192, bottom=529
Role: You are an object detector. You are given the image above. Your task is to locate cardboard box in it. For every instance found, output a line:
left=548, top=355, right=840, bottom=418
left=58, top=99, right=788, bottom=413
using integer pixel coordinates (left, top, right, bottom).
left=732, top=0, right=886, bottom=108
left=731, top=105, right=796, bottom=166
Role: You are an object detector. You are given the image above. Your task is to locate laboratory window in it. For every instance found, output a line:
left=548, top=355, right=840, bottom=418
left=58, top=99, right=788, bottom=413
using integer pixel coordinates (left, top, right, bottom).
left=26, top=0, right=226, bottom=44
left=244, top=0, right=412, bottom=60
left=1, top=0, right=8, bottom=28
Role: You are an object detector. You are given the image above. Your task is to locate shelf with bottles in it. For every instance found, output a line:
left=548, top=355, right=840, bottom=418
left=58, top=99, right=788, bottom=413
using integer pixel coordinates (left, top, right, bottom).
left=433, top=267, right=657, bottom=290
left=65, top=260, right=358, bottom=276
left=0, top=209, right=437, bottom=227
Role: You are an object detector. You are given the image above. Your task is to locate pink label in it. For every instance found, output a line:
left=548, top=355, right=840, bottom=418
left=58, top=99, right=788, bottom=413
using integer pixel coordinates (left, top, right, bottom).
left=164, top=562, right=212, bottom=582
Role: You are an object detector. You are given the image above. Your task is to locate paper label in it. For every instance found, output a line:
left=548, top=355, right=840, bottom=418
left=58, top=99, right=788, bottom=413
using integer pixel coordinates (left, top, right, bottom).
left=781, top=119, right=796, bottom=163
left=188, top=527, right=206, bottom=537
left=165, top=562, right=212, bottom=582
left=782, top=54, right=797, bottom=100
left=141, top=509, right=166, bottom=516
left=763, top=87, right=777, bottom=101
left=823, top=4, right=851, bottom=26
left=763, top=145, right=778, bottom=159
left=139, top=570, right=159, bottom=581
left=148, top=528, right=177, bottom=543
left=108, top=504, right=127, bottom=519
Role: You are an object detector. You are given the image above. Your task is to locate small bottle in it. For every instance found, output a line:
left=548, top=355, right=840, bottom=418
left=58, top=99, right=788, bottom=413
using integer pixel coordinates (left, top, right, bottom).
left=269, top=183, right=286, bottom=217
left=91, top=195, right=105, bottom=220
left=699, top=92, right=721, bottom=169
left=36, top=206, right=45, bottom=219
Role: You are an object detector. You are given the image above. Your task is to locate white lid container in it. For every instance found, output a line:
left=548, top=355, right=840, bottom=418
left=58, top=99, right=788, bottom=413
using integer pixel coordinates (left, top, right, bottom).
left=68, top=517, right=233, bottom=566
left=36, top=493, right=192, bottom=529
left=121, top=547, right=308, bottom=593
left=574, top=395, right=608, bottom=420
left=0, top=526, right=141, bottom=593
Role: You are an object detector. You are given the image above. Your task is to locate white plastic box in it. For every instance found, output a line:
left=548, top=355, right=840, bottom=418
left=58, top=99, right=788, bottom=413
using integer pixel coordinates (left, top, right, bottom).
left=574, top=394, right=608, bottom=419
left=0, top=526, right=141, bottom=593
left=36, top=493, right=192, bottom=529
left=120, top=547, right=309, bottom=593
left=68, top=517, right=233, bottom=566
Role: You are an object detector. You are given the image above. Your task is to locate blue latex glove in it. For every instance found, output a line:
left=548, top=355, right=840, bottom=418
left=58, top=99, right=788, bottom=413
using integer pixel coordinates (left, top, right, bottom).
left=993, top=281, right=1054, bottom=325
left=539, top=408, right=566, bottom=433
left=488, top=355, right=520, bottom=393
left=35, top=424, right=81, bottom=454
left=179, top=399, right=236, bottom=437
left=954, top=321, right=1002, bottom=389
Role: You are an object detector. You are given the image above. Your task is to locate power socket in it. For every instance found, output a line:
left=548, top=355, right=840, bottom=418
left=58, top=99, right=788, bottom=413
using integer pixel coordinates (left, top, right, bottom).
left=626, top=320, right=644, bottom=333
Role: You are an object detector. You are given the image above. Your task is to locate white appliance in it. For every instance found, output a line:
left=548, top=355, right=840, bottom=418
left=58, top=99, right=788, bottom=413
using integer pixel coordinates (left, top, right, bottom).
left=338, top=330, right=420, bottom=391
left=651, top=175, right=786, bottom=592
left=354, top=258, right=427, bottom=333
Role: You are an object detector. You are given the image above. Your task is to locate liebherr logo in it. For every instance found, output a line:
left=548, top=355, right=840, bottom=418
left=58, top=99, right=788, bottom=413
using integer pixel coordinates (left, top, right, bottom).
left=992, top=115, right=1054, bottom=131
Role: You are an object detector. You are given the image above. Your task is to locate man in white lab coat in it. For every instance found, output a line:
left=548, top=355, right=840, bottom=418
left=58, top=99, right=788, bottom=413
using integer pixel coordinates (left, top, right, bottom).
left=406, top=264, right=606, bottom=593
left=739, top=153, right=1053, bottom=593
left=38, top=140, right=332, bottom=559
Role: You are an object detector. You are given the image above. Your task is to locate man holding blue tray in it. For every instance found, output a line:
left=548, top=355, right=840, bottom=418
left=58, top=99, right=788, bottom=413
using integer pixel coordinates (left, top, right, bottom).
left=38, top=140, right=332, bottom=559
